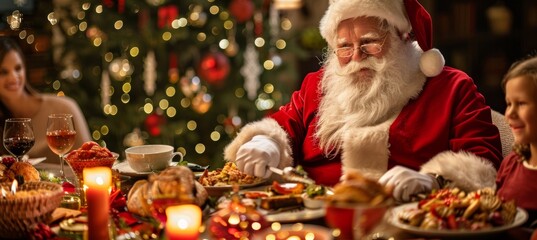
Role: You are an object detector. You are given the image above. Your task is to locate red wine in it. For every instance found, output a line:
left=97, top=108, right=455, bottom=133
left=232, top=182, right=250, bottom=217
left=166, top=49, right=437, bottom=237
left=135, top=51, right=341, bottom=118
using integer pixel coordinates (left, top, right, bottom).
left=3, top=137, right=35, bottom=156
left=46, top=130, right=76, bottom=155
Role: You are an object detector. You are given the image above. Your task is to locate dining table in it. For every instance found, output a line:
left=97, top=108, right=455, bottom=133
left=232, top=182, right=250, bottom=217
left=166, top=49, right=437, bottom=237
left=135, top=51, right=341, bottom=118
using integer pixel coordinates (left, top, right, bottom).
left=33, top=162, right=535, bottom=240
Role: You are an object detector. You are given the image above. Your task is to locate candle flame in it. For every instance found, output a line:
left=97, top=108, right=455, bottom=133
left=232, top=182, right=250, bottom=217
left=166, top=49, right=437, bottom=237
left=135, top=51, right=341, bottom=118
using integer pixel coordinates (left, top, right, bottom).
left=96, top=177, right=104, bottom=185
left=1, top=187, right=6, bottom=198
left=11, top=180, right=17, bottom=194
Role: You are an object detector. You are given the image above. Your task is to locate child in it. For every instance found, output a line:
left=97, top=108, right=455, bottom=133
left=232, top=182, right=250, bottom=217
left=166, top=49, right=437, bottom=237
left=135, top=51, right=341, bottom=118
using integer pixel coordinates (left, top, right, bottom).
left=496, top=56, right=537, bottom=228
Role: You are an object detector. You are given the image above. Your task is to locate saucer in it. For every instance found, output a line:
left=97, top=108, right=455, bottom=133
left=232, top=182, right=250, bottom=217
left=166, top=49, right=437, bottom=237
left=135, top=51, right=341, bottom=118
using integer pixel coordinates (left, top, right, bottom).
left=113, top=161, right=203, bottom=178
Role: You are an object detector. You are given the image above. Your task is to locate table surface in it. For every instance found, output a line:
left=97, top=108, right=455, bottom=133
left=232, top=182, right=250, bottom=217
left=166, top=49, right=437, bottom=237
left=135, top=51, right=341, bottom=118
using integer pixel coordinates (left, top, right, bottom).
left=34, top=163, right=535, bottom=240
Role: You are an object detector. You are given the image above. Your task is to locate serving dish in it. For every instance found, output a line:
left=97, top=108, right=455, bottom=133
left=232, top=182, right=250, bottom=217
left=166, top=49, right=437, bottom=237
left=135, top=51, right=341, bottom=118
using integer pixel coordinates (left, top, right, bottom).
left=388, top=202, right=528, bottom=238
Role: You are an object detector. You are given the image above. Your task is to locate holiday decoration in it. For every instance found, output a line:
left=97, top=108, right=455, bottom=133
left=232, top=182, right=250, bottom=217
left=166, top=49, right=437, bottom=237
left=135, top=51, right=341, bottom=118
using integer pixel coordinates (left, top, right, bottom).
left=198, top=51, right=230, bottom=87
left=168, top=52, right=179, bottom=83
left=179, top=69, right=201, bottom=98
left=241, top=43, right=262, bottom=100
left=229, top=0, right=255, bottom=23
left=191, top=91, right=212, bottom=114
left=158, top=5, right=179, bottom=29
left=273, top=0, right=303, bottom=10
left=144, top=51, right=157, bottom=96
left=144, top=112, right=166, bottom=137
left=208, top=185, right=269, bottom=239
left=123, top=128, right=145, bottom=147
left=7, top=10, right=23, bottom=30
left=109, top=57, right=134, bottom=81
left=44, top=0, right=302, bottom=169
left=101, top=70, right=111, bottom=107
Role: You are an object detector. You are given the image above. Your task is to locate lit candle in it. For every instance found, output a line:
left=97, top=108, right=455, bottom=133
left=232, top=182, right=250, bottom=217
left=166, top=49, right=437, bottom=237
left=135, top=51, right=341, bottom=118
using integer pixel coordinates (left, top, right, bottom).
left=83, top=167, right=111, bottom=240
left=165, top=204, right=202, bottom=240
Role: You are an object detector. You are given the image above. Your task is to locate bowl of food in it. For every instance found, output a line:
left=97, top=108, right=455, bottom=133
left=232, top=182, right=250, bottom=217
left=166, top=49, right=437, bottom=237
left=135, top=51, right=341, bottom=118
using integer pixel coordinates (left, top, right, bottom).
left=324, top=171, right=393, bottom=240
left=302, top=184, right=333, bottom=209
left=64, top=141, right=119, bottom=187
left=0, top=181, right=64, bottom=239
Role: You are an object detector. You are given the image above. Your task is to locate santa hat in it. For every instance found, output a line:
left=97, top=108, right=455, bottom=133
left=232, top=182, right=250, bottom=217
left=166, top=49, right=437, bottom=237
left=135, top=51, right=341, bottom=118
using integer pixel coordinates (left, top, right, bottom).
left=319, top=0, right=445, bottom=77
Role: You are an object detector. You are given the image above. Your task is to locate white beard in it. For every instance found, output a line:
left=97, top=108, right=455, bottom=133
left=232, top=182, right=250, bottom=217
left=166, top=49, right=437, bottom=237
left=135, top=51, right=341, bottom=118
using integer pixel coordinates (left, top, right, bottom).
left=315, top=36, right=426, bottom=155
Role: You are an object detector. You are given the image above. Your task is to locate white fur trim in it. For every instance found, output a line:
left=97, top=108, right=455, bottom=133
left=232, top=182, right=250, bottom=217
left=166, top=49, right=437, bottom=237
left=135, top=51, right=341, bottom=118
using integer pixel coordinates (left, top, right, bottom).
left=419, top=48, right=445, bottom=77
left=341, top=115, right=397, bottom=180
left=223, top=118, right=293, bottom=169
left=419, top=151, right=497, bottom=192
left=320, top=0, right=410, bottom=49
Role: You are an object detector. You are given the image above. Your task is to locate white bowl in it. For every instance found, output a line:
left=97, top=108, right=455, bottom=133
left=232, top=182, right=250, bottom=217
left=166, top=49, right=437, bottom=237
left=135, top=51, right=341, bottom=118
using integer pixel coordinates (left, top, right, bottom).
left=302, top=193, right=327, bottom=209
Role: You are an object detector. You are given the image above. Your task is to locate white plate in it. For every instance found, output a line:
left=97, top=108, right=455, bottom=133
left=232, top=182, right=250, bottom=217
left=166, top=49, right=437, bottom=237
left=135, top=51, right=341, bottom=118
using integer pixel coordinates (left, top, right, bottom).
left=263, top=207, right=325, bottom=223
left=388, top=202, right=528, bottom=237
left=28, top=157, right=47, bottom=165
left=113, top=161, right=204, bottom=177
left=203, top=180, right=267, bottom=197
left=253, top=224, right=333, bottom=240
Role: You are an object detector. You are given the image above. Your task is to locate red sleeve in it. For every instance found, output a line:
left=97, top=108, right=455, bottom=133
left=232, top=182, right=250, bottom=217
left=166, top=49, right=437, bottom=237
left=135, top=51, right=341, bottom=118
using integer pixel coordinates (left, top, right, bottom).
left=269, top=70, right=322, bottom=160
left=496, top=152, right=519, bottom=189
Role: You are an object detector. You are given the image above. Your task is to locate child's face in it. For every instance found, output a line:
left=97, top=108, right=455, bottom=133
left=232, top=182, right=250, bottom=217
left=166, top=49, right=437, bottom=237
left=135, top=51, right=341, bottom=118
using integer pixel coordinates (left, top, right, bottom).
left=505, top=76, right=537, bottom=145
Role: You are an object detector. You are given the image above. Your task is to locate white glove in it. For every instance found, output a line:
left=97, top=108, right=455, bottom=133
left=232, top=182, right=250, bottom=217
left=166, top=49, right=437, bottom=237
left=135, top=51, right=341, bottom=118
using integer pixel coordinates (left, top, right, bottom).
left=378, top=166, right=438, bottom=202
left=235, top=135, right=280, bottom=179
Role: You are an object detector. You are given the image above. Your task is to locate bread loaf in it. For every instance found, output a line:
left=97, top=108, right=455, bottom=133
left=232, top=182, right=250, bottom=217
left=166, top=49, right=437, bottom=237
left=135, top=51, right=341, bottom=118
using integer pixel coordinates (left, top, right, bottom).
left=126, top=166, right=208, bottom=217
left=126, top=180, right=152, bottom=217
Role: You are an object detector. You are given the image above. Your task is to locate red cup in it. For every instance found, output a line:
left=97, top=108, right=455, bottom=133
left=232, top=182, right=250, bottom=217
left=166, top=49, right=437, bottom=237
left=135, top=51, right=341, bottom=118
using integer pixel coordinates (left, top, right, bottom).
left=325, top=203, right=389, bottom=240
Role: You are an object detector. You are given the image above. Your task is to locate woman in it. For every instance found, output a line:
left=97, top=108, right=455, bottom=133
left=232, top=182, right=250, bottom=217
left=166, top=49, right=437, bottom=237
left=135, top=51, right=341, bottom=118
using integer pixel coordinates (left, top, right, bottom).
left=0, top=37, right=91, bottom=163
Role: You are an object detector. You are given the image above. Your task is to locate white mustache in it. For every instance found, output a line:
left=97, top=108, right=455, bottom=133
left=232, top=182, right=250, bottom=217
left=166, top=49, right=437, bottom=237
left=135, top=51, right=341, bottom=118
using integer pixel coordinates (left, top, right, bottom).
left=335, top=58, right=384, bottom=76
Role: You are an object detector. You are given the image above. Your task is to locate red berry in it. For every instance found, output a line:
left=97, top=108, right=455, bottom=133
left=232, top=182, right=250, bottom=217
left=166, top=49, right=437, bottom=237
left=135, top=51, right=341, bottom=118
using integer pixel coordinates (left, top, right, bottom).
left=1, top=156, right=15, bottom=168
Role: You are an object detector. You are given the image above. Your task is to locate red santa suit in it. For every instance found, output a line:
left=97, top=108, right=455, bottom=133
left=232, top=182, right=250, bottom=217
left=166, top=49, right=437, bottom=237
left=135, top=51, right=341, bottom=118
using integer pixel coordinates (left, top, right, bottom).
left=225, top=67, right=502, bottom=188
left=224, top=0, right=502, bottom=190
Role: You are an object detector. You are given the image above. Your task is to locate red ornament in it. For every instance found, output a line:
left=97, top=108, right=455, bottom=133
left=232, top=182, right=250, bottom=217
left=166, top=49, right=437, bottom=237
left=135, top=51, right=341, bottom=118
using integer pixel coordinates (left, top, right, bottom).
left=144, top=112, right=166, bottom=137
left=229, top=0, right=255, bottom=23
left=158, top=5, right=179, bottom=29
left=198, top=51, right=230, bottom=86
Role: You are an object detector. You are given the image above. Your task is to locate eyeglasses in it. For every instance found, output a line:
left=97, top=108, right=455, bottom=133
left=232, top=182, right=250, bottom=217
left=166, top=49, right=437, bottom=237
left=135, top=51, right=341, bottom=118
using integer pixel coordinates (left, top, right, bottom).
left=334, top=35, right=388, bottom=58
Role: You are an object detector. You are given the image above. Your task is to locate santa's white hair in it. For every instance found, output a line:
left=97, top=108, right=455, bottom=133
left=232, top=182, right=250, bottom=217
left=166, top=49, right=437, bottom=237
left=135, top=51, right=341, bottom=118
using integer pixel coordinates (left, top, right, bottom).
left=315, top=21, right=426, bottom=156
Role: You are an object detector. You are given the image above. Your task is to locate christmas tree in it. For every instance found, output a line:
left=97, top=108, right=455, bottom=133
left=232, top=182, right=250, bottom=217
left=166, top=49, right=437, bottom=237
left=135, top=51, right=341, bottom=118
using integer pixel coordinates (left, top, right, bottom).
left=39, top=0, right=308, bottom=168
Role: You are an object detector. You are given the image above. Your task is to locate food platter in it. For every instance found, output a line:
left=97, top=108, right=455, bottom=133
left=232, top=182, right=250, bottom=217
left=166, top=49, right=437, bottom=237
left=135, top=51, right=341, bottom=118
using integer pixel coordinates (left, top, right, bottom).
left=203, top=180, right=267, bottom=197
left=263, top=207, right=325, bottom=223
left=388, top=202, right=528, bottom=238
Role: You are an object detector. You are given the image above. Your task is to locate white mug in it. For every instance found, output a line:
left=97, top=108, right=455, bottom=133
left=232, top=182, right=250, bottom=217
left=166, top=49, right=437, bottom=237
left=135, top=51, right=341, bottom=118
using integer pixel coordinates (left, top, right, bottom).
left=125, top=145, right=183, bottom=172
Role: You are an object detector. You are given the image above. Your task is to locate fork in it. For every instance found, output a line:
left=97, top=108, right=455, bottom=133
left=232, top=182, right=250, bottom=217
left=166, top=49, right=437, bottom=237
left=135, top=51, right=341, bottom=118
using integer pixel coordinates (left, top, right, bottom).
left=268, top=166, right=315, bottom=185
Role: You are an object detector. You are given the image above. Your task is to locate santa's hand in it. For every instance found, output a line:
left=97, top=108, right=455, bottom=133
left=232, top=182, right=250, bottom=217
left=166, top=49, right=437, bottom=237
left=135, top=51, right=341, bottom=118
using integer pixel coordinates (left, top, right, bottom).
left=378, top=166, right=438, bottom=202
left=235, top=135, right=280, bottom=179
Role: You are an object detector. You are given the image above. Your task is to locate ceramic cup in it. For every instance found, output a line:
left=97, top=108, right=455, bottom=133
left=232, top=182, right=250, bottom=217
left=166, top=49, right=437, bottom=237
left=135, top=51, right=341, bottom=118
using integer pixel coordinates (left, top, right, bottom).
left=125, top=145, right=183, bottom=172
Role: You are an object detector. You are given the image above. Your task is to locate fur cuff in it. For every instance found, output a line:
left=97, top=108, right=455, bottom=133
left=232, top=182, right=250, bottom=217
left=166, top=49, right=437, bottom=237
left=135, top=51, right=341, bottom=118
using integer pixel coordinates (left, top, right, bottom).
left=223, top=118, right=293, bottom=169
left=419, top=151, right=497, bottom=192
left=341, top=124, right=392, bottom=180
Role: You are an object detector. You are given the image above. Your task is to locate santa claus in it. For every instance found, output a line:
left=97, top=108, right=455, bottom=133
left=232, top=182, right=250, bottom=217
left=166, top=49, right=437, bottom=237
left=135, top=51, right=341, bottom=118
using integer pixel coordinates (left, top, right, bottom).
left=224, top=0, right=503, bottom=202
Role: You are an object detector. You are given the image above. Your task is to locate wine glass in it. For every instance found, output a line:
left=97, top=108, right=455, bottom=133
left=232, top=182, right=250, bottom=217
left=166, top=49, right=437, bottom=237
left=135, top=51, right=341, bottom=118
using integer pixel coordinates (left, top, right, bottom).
left=146, top=174, right=195, bottom=228
left=46, top=114, right=76, bottom=184
left=3, top=118, right=35, bottom=162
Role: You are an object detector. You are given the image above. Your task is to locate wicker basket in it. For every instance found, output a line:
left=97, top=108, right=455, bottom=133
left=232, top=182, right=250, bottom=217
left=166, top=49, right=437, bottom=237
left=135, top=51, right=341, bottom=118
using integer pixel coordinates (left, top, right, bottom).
left=0, top=181, right=64, bottom=239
